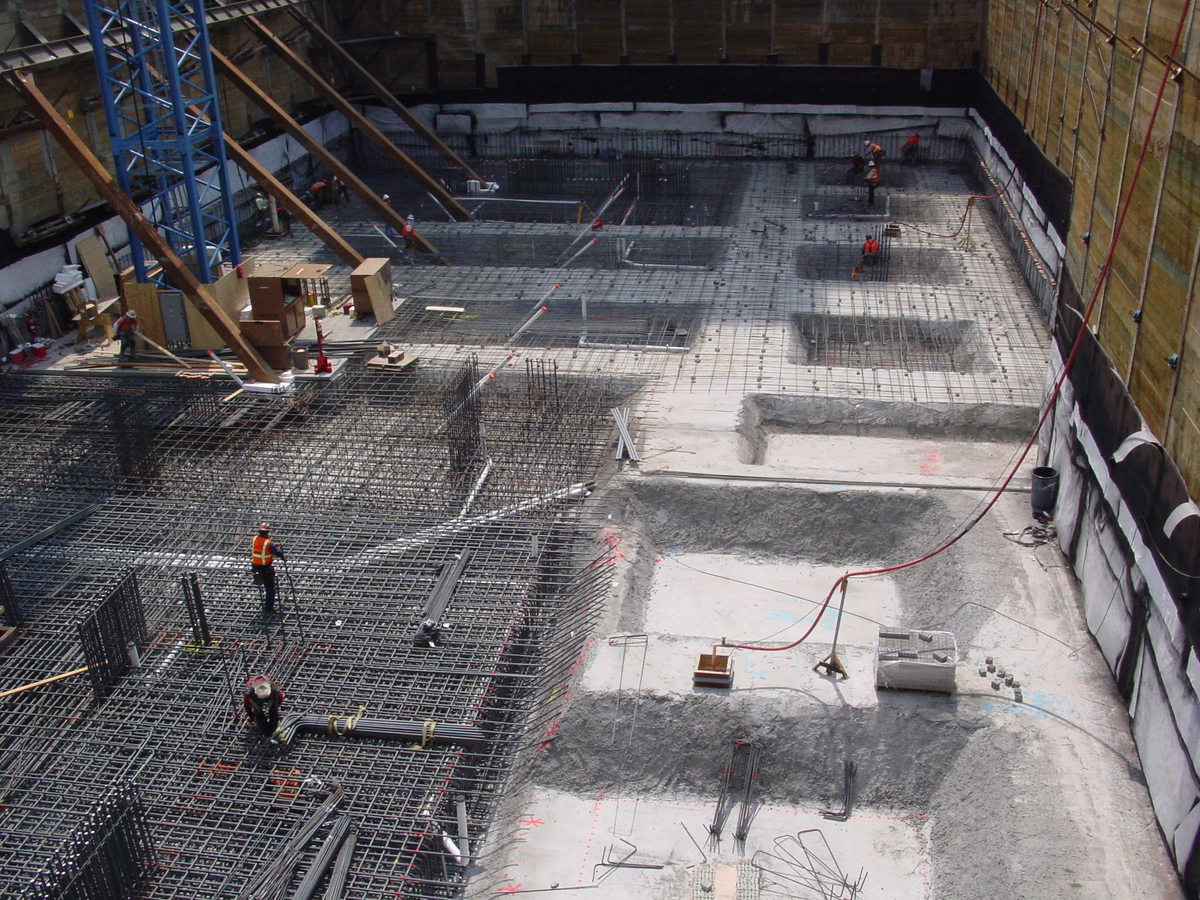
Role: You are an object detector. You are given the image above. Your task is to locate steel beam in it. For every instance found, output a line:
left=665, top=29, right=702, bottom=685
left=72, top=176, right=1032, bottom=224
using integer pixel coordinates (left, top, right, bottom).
left=6, top=70, right=280, bottom=384
left=287, top=8, right=487, bottom=185
left=242, top=15, right=471, bottom=222
left=209, top=46, right=445, bottom=258
left=0, top=0, right=299, bottom=73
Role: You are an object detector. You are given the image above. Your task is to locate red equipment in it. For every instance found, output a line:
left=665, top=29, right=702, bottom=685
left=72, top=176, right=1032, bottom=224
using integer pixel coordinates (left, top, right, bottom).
left=313, top=316, right=332, bottom=374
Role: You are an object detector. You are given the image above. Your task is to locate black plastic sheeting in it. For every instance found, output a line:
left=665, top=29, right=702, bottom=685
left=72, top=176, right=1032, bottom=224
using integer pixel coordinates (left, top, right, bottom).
left=971, top=77, right=1073, bottom=238
left=1055, top=269, right=1200, bottom=658
left=492, top=63, right=980, bottom=107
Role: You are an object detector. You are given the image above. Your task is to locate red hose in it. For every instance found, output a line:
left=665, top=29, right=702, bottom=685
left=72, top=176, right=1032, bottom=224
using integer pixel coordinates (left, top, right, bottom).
left=735, top=6, right=1191, bottom=652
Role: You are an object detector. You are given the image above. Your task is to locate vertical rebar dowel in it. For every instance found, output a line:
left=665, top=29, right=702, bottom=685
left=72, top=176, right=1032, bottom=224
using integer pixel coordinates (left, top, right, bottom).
left=182, top=572, right=212, bottom=646
left=0, top=558, right=22, bottom=627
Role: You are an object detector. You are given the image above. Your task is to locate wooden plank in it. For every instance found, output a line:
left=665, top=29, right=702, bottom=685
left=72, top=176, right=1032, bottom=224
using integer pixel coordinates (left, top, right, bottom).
left=74, top=234, right=118, bottom=299
left=350, top=258, right=394, bottom=324
left=120, top=282, right=165, bottom=346
left=713, top=865, right=739, bottom=900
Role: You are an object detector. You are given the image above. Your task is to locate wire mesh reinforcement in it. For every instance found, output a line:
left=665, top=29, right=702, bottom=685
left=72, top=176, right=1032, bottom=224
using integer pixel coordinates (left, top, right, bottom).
left=0, top=141, right=1054, bottom=899
left=0, top=356, right=633, bottom=899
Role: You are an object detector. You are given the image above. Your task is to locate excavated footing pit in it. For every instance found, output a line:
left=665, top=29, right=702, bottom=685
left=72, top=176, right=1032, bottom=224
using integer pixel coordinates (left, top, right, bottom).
left=470, top=477, right=1116, bottom=899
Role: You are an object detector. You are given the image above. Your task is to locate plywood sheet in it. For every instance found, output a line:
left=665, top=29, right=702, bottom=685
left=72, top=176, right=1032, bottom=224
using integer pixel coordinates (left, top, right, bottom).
left=121, top=282, right=165, bottom=346
left=185, top=260, right=257, bottom=351
left=75, top=234, right=118, bottom=300
left=350, top=258, right=394, bottom=324
left=239, top=319, right=287, bottom=348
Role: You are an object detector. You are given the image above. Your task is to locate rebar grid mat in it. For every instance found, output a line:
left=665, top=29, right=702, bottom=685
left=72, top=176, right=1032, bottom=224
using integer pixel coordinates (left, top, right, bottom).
left=0, top=144, right=1054, bottom=897
left=345, top=159, right=1049, bottom=407
left=0, top=360, right=630, bottom=899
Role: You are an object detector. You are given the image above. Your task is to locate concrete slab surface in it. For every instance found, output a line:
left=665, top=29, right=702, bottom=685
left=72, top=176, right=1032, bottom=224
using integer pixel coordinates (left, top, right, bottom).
left=482, top=786, right=929, bottom=899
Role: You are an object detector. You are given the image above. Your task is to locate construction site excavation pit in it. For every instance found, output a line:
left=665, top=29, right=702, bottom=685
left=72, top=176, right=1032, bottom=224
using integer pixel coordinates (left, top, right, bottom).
left=470, top=478, right=1181, bottom=900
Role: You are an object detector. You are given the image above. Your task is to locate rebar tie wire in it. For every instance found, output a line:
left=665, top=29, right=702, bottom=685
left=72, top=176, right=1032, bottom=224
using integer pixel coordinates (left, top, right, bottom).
left=411, top=719, right=437, bottom=750
left=327, top=705, right=366, bottom=736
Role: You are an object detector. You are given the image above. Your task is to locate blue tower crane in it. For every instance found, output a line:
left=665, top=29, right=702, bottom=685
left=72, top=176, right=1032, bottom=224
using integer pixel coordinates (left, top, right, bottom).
left=83, top=0, right=241, bottom=286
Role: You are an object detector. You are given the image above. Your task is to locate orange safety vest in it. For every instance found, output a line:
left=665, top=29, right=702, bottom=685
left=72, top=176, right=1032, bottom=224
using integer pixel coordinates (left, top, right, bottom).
left=863, top=238, right=879, bottom=254
left=402, top=221, right=415, bottom=238
left=866, top=168, right=879, bottom=184
left=251, top=535, right=274, bottom=566
left=905, top=135, right=919, bottom=147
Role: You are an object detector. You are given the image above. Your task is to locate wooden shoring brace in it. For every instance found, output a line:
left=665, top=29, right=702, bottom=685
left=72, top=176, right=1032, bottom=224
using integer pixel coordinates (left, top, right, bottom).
left=287, top=7, right=486, bottom=186
left=221, top=135, right=364, bottom=269
left=209, top=45, right=446, bottom=259
left=244, top=14, right=472, bottom=223
left=5, top=70, right=280, bottom=384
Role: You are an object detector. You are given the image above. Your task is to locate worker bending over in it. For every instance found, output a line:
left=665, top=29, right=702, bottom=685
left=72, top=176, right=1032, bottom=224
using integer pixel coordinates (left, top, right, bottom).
left=243, top=675, right=284, bottom=737
left=251, top=523, right=286, bottom=622
left=861, top=234, right=880, bottom=267
left=902, top=134, right=920, bottom=165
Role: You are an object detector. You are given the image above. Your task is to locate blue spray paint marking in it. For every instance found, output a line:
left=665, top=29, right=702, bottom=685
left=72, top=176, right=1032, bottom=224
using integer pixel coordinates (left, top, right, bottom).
left=978, top=689, right=1081, bottom=721
left=741, top=654, right=766, bottom=681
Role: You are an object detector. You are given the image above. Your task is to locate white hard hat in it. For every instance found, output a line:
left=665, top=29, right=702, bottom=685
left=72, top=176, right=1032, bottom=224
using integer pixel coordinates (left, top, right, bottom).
left=382, top=193, right=389, bottom=200
left=126, top=309, right=137, bottom=318
left=258, top=522, right=270, bottom=532
left=407, top=214, right=415, bottom=222
left=253, top=680, right=271, bottom=699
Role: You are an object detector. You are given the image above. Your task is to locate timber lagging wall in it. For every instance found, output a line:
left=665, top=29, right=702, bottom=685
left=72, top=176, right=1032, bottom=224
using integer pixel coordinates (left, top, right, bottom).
left=985, top=0, right=1200, bottom=497
left=316, top=0, right=984, bottom=88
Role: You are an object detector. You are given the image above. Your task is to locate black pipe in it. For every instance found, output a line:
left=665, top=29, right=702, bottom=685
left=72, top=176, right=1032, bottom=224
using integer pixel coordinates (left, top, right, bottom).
left=276, top=713, right=486, bottom=747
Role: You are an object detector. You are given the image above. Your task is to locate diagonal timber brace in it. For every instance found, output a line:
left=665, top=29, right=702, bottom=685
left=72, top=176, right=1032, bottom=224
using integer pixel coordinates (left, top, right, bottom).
left=5, top=69, right=280, bottom=384
left=286, top=8, right=486, bottom=186
left=221, top=136, right=364, bottom=269
left=243, top=14, right=472, bottom=222
left=209, top=45, right=445, bottom=258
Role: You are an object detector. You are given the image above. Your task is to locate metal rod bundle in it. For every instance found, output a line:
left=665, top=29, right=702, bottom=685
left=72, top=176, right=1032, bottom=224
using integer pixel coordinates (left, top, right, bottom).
left=274, top=712, right=486, bottom=747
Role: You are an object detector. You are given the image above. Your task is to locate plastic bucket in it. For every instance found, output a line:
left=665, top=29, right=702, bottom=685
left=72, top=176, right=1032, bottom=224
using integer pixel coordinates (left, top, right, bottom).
left=1031, top=466, right=1060, bottom=514
left=31, top=343, right=46, bottom=358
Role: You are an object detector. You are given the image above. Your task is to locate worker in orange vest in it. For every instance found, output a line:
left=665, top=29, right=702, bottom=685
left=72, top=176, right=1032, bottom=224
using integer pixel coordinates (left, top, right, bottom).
left=864, top=140, right=884, bottom=164
left=114, top=309, right=138, bottom=363
left=401, top=214, right=416, bottom=250
left=902, top=133, right=920, bottom=165
left=865, top=163, right=879, bottom=205
left=251, top=523, right=286, bottom=621
left=243, top=675, right=284, bottom=737
left=861, top=234, right=880, bottom=267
